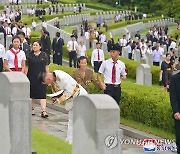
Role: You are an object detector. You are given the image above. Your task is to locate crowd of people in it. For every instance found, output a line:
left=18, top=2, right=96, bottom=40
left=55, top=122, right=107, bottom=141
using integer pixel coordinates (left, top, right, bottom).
left=0, top=5, right=180, bottom=151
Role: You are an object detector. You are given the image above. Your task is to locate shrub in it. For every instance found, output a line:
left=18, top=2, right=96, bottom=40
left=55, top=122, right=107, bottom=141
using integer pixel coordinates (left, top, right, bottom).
left=121, top=80, right=174, bottom=133
left=0, top=5, right=4, bottom=10
left=48, top=64, right=174, bottom=134
left=108, top=21, right=127, bottom=30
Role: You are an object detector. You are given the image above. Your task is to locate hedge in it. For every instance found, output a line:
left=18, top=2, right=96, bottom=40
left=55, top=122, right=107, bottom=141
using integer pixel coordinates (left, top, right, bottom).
left=48, top=64, right=174, bottom=134
left=0, top=5, right=4, bottom=10
left=61, top=45, right=160, bottom=85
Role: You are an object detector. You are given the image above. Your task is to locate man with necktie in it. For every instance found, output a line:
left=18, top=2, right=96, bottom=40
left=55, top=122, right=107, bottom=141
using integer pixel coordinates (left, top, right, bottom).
left=97, top=44, right=127, bottom=105
left=91, top=42, right=104, bottom=73
left=52, top=32, right=64, bottom=65
left=67, top=35, right=78, bottom=68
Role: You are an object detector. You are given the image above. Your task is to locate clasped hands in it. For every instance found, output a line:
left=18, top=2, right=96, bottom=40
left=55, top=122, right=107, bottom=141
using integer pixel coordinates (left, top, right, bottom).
left=174, top=112, right=180, bottom=120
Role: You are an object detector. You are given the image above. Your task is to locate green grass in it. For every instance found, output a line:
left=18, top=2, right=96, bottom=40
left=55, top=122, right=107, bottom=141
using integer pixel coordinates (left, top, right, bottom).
left=32, top=128, right=72, bottom=154
left=121, top=117, right=175, bottom=139
left=63, top=26, right=74, bottom=34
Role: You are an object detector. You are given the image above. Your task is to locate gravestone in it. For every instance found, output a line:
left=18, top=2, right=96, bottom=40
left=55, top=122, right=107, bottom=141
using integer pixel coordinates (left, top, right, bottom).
left=134, top=49, right=141, bottom=62
left=6, top=35, right=12, bottom=50
left=73, top=95, right=122, bottom=154
left=0, top=33, right=4, bottom=46
left=122, top=47, right=129, bottom=59
left=0, top=72, right=31, bottom=154
left=145, top=52, right=153, bottom=65
left=136, top=64, right=152, bottom=86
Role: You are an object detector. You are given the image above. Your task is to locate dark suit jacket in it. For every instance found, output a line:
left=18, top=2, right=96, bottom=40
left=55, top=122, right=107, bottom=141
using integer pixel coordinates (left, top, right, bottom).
left=41, top=35, right=51, bottom=55
left=52, top=37, right=64, bottom=54
left=0, top=26, right=6, bottom=37
left=170, top=72, right=180, bottom=115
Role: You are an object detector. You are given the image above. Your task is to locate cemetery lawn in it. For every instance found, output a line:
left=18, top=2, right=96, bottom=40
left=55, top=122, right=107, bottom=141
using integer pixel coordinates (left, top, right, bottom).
left=32, top=128, right=72, bottom=154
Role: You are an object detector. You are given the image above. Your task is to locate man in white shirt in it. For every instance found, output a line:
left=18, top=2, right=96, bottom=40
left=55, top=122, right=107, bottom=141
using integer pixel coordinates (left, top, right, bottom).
left=84, top=29, right=90, bottom=39
left=98, top=44, right=127, bottom=105
left=120, top=35, right=127, bottom=47
left=22, top=23, right=31, bottom=45
left=169, top=40, right=176, bottom=50
left=12, top=23, right=19, bottom=36
left=100, top=32, right=107, bottom=43
left=91, top=42, right=104, bottom=73
left=5, top=24, right=11, bottom=36
left=67, top=35, right=79, bottom=68
left=0, top=43, right=5, bottom=72
left=38, top=70, right=87, bottom=144
left=77, top=41, right=86, bottom=58
left=32, top=19, right=37, bottom=31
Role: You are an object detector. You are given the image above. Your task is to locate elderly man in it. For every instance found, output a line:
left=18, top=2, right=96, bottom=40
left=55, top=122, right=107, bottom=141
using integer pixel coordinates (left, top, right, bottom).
left=38, top=70, right=87, bottom=144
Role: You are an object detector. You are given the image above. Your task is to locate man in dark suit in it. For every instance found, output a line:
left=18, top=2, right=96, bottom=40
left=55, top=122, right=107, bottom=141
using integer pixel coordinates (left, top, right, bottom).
left=170, top=72, right=180, bottom=154
left=0, top=21, right=7, bottom=47
left=52, top=32, right=64, bottom=65
left=41, top=29, right=51, bottom=62
left=9, top=31, right=31, bottom=58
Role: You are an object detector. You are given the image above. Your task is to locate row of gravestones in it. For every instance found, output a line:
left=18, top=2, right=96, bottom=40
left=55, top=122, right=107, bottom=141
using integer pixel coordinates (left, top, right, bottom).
left=4, top=3, right=86, bottom=14
left=63, top=13, right=91, bottom=25
left=146, top=18, right=175, bottom=28
left=0, top=0, right=37, bottom=4
left=95, top=10, right=131, bottom=20
left=110, top=18, right=175, bottom=38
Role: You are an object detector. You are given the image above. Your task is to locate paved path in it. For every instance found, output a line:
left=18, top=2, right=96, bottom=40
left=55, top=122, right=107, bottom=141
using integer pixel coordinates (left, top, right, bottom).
left=32, top=104, right=175, bottom=154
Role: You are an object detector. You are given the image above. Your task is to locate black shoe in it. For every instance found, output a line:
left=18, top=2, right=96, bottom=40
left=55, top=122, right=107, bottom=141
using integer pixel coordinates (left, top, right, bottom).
left=41, top=111, right=49, bottom=118
left=32, top=109, right=35, bottom=116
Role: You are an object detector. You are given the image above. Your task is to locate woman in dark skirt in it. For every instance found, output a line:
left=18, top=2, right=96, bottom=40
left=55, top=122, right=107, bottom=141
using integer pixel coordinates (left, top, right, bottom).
left=25, top=40, right=49, bottom=118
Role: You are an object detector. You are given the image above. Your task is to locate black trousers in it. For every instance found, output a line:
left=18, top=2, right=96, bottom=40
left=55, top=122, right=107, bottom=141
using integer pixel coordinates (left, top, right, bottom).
left=104, top=84, right=121, bottom=105
left=153, top=62, right=160, bottom=66
left=175, top=120, right=180, bottom=154
left=53, top=53, right=62, bottom=65
left=69, top=51, right=77, bottom=68
left=93, top=61, right=102, bottom=73
left=0, top=58, right=3, bottom=72
left=128, top=53, right=132, bottom=59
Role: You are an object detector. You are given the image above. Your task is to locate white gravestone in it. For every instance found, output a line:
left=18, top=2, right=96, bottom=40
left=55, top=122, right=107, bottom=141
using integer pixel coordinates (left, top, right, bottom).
left=0, top=72, right=31, bottom=154
left=136, top=64, right=152, bottom=86
left=73, top=95, right=122, bottom=154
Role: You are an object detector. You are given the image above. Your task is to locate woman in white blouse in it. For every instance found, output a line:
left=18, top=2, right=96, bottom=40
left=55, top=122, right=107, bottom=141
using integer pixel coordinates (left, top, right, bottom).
left=3, top=35, right=26, bottom=72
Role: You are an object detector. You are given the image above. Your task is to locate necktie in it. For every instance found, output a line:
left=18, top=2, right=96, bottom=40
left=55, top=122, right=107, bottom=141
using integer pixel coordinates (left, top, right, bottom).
left=72, top=41, right=74, bottom=51
left=112, top=61, right=116, bottom=84
left=10, top=48, right=20, bottom=71
left=98, top=49, right=100, bottom=61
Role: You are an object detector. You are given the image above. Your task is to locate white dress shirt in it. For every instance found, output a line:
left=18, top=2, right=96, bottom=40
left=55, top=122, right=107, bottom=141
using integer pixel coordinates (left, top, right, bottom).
left=98, top=58, right=127, bottom=84
left=100, top=34, right=106, bottom=43
left=84, top=31, right=90, bottom=39
left=12, top=27, right=18, bottom=36
left=22, top=27, right=31, bottom=37
left=67, top=40, right=78, bottom=51
left=32, top=21, right=37, bottom=28
left=5, top=27, right=11, bottom=35
left=4, top=48, right=26, bottom=68
left=120, top=38, right=127, bottom=47
left=77, top=45, right=86, bottom=58
left=91, top=48, right=104, bottom=67
left=0, top=44, right=5, bottom=59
